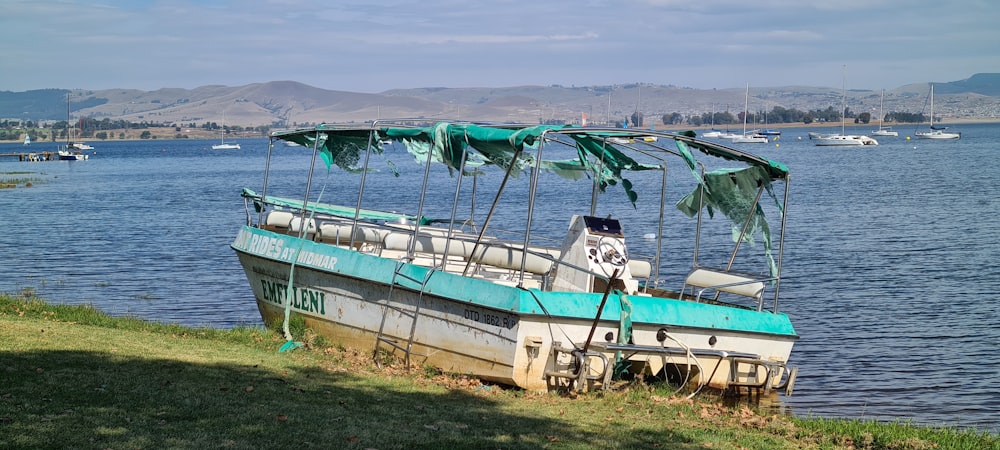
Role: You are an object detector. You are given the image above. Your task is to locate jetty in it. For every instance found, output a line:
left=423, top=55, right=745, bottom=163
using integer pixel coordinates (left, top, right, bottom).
left=0, top=151, right=58, bottom=162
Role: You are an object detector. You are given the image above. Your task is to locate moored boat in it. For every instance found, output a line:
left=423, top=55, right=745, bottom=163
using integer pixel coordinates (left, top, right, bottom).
left=915, top=85, right=960, bottom=140
left=815, top=66, right=877, bottom=147
left=232, top=122, right=799, bottom=395
left=871, top=89, right=898, bottom=137
left=813, top=134, right=879, bottom=146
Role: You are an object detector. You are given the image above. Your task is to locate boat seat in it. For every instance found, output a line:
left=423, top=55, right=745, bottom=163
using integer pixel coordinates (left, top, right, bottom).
left=262, top=210, right=294, bottom=232
left=683, top=267, right=765, bottom=300
left=469, top=244, right=559, bottom=276
left=382, top=232, right=474, bottom=259
left=289, top=216, right=317, bottom=238
left=317, top=223, right=389, bottom=248
left=627, top=259, right=652, bottom=280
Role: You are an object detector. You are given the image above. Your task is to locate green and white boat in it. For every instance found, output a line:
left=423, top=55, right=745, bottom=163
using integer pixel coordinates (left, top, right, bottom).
left=232, top=122, right=798, bottom=395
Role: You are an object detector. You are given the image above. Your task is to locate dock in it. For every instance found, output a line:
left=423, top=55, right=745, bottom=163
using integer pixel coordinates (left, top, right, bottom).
left=0, top=151, right=58, bottom=162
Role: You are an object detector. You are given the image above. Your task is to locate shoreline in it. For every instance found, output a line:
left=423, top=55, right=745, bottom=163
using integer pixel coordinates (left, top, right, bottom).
left=4, top=117, right=998, bottom=145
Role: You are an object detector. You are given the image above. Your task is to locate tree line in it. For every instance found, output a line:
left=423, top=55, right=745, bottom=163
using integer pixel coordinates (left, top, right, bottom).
left=0, top=118, right=275, bottom=142
left=664, top=107, right=927, bottom=127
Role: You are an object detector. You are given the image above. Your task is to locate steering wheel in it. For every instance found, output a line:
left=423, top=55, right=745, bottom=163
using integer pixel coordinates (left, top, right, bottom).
left=596, top=236, right=629, bottom=268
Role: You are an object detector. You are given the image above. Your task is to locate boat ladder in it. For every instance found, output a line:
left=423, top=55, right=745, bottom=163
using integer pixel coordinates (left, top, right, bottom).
left=586, top=341, right=797, bottom=396
left=543, top=343, right=614, bottom=392
left=372, top=261, right=435, bottom=368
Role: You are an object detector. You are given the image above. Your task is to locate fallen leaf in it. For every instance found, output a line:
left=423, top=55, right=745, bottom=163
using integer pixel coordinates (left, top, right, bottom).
left=245, top=386, right=254, bottom=393
left=276, top=415, right=288, bottom=422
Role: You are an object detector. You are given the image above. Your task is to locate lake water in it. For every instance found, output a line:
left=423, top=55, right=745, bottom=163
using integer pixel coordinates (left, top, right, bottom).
left=2, top=124, right=998, bottom=433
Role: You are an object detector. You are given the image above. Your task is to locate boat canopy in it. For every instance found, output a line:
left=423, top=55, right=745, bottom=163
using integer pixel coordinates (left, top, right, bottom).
left=268, top=122, right=789, bottom=277
left=270, top=122, right=789, bottom=182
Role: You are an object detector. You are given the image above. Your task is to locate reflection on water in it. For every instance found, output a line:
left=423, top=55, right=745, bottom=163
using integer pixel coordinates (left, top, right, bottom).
left=1, top=125, right=998, bottom=433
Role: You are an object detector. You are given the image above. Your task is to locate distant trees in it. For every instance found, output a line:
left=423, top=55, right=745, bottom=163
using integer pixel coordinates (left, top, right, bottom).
left=661, top=112, right=683, bottom=125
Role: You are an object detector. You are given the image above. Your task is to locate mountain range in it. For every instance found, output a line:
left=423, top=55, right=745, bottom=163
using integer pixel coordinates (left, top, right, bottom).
left=3, top=73, right=999, bottom=126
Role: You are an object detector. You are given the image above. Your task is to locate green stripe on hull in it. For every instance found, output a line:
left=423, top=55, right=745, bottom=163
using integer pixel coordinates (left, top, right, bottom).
left=232, top=226, right=796, bottom=338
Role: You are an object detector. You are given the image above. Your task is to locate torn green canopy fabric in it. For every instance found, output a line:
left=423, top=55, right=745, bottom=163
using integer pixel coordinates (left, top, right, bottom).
left=383, top=123, right=557, bottom=174
left=384, top=123, right=659, bottom=205
left=272, top=126, right=378, bottom=172
left=676, top=165, right=782, bottom=276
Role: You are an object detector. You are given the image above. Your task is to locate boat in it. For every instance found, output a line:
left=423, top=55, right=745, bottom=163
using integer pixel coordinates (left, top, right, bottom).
left=212, top=112, right=241, bottom=150
left=814, top=66, right=878, bottom=146
left=60, top=95, right=91, bottom=160
left=232, top=121, right=799, bottom=396
left=915, top=84, right=960, bottom=140
left=870, top=89, right=898, bottom=137
left=758, top=129, right=781, bottom=136
left=730, top=84, right=769, bottom=144
left=701, top=104, right=723, bottom=138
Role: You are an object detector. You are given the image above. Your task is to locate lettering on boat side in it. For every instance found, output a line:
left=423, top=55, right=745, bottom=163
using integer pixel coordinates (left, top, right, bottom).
left=464, top=308, right=518, bottom=330
left=233, top=229, right=338, bottom=270
left=259, top=279, right=327, bottom=315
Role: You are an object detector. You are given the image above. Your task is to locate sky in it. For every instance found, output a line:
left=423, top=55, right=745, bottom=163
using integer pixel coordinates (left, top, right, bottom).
left=3, top=0, right=999, bottom=93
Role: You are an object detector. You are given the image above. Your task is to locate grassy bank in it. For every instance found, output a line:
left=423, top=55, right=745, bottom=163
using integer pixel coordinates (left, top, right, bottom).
left=1, top=292, right=996, bottom=449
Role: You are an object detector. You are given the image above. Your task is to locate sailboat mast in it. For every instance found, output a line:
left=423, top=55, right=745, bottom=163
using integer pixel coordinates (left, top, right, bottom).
left=931, top=84, right=934, bottom=130
left=742, top=83, right=749, bottom=135
left=840, top=65, right=847, bottom=135
left=879, top=89, right=884, bottom=130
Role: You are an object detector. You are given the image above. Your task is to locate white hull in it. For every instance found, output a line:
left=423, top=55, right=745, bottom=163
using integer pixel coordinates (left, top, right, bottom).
left=813, top=134, right=878, bottom=146
left=915, top=130, right=960, bottom=140
left=212, top=143, right=241, bottom=150
left=731, top=135, right=769, bottom=144
left=57, top=150, right=89, bottom=160
left=234, top=232, right=796, bottom=391
left=871, top=129, right=898, bottom=137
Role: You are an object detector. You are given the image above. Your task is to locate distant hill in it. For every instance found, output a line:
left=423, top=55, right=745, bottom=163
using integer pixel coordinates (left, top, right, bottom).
left=2, top=74, right=999, bottom=126
left=933, top=73, right=1000, bottom=96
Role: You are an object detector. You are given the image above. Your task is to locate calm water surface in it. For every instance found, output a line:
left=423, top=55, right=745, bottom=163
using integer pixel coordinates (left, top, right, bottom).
left=2, top=125, right=998, bottom=432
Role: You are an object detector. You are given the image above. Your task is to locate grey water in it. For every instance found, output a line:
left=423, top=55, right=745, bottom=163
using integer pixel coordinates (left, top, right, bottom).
left=1, top=124, right=998, bottom=433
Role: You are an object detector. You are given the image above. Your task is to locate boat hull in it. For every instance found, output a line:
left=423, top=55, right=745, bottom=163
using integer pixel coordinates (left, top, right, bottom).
left=813, top=135, right=878, bottom=146
left=915, top=131, right=960, bottom=140
left=57, top=150, right=89, bottom=160
left=232, top=226, right=797, bottom=391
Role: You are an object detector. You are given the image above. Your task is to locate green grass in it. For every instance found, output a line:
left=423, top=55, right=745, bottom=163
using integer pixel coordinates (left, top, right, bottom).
left=1, top=291, right=997, bottom=449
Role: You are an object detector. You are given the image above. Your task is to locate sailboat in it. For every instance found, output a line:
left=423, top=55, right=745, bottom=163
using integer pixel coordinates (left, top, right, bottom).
left=730, top=84, right=768, bottom=143
left=23, top=134, right=30, bottom=145
left=814, top=66, right=878, bottom=146
left=702, top=103, right=723, bottom=138
left=212, top=112, right=241, bottom=150
left=59, top=95, right=91, bottom=160
left=915, top=84, right=960, bottom=140
left=871, top=89, right=898, bottom=137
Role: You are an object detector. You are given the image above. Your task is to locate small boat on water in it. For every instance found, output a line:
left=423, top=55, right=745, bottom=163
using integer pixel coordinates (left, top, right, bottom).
left=212, top=112, right=242, bottom=150
left=813, top=134, right=879, bottom=146
left=62, top=96, right=92, bottom=160
left=232, top=122, right=799, bottom=395
left=915, top=85, right=960, bottom=140
left=57, top=149, right=90, bottom=160
left=871, top=89, right=898, bottom=137
left=729, top=84, right=769, bottom=144
left=814, top=66, right=878, bottom=147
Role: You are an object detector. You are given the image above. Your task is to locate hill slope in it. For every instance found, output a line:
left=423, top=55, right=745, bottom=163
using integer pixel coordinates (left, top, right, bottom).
left=3, top=74, right=999, bottom=126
